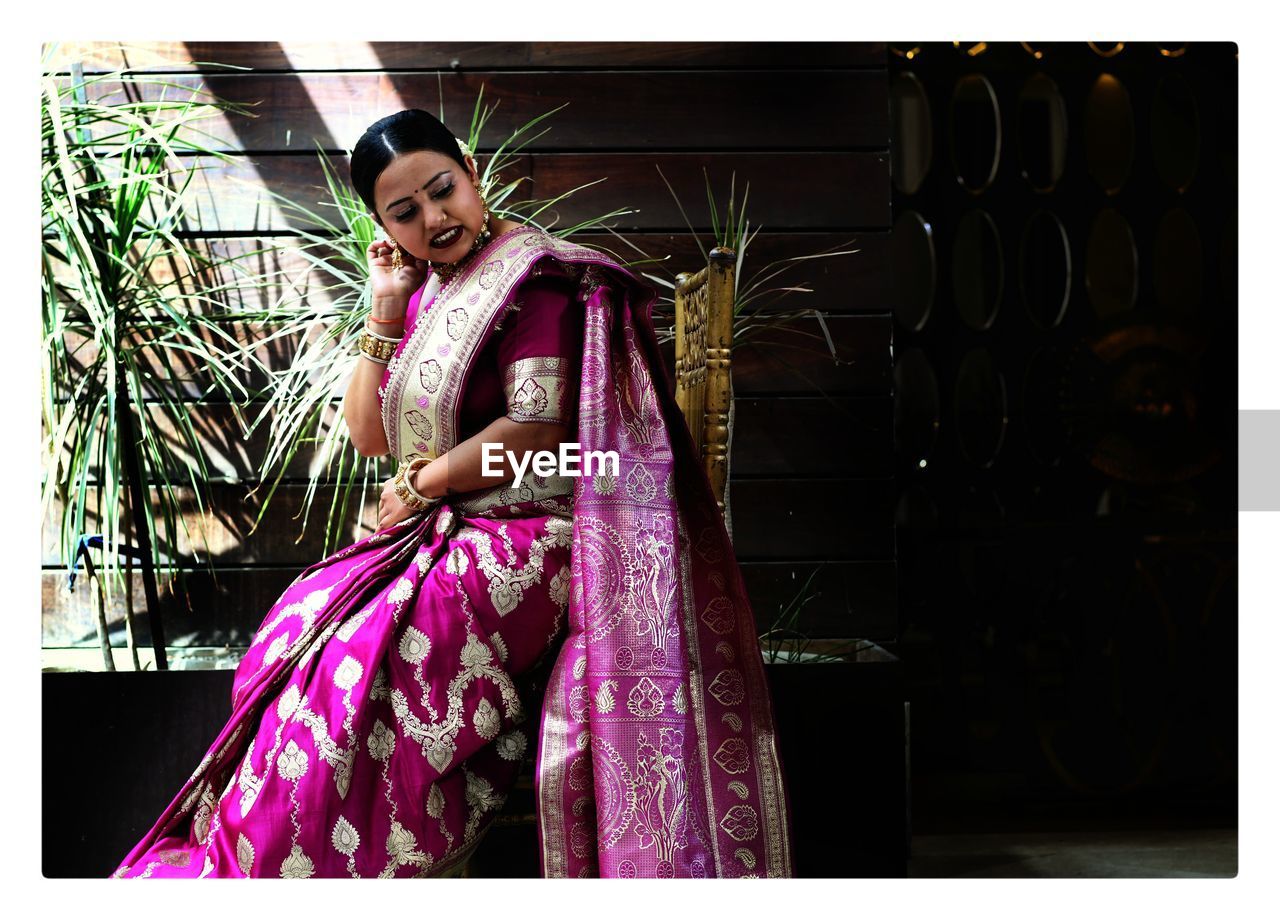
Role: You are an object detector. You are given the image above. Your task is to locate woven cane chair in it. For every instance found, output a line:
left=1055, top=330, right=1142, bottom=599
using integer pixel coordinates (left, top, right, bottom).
left=674, top=245, right=736, bottom=517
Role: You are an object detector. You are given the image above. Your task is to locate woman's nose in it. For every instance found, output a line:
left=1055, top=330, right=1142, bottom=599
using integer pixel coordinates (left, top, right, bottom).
left=425, top=208, right=449, bottom=231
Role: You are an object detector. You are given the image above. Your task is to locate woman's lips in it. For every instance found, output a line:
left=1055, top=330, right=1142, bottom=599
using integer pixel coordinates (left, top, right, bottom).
left=430, top=226, right=463, bottom=248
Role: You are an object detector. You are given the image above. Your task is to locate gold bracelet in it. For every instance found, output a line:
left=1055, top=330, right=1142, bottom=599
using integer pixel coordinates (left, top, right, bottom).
left=392, top=469, right=428, bottom=511
left=358, top=332, right=397, bottom=362
left=392, top=458, right=437, bottom=511
left=403, top=456, right=435, bottom=505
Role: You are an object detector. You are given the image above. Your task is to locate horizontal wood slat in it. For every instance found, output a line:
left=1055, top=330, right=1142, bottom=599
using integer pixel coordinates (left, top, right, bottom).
left=536, top=152, right=890, bottom=230
left=730, top=478, right=895, bottom=562
left=41, top=558, right=897, bottom=648
left=54, top=153, right=888, bottom=234
left=43, top=477, right=894, bottom=567
left=53, top=391, right=893, bottom=485
left=47, top=232, right=887, bottom=339
left=42, top=481, right=373, bottom=568
left=53, top=70, right=888, bottom=153
left=42, top=40, right=897, bottom=658
left=46, top=41, right=886, bottom=73
left=56, top=312, right=890, bottom=413
left=731, top=314, right=893, bottom=394
left=729, top=398, right=893, bottom=476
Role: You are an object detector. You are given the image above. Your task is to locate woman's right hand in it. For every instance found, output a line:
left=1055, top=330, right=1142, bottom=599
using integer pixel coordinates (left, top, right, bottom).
left=376, top=474, right=418, bottom=532
left=366, top=238, right=428, bottom=315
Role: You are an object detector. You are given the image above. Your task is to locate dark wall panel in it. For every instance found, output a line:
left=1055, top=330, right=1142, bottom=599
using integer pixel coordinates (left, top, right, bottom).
left=42, top=40, right=894, bottom=657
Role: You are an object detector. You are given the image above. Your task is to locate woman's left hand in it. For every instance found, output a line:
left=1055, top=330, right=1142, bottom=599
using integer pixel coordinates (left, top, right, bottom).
left=376, top=476, right=417, bottom=532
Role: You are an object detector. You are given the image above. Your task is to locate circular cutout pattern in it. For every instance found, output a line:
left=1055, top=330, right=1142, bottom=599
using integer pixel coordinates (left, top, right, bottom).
left=949, top=74, right=1002, bottom=193
left=894, top=347, right=940, bottom=467
left=891, top=72, right=933, bottom=195
left=891, top=210, right=937, bottom=331
left=1019, top=209, right=1072, bottom=330
left=954, top=347, right=1008, bottom=468
left=953, top=209, right=1005, bottom=331
left=1153, top=207, right=1203, bottom=315
left=895, top=483, right=939, bottom=530
left=1022, top=345, right=1071, bottom=466
left=1085, top=208, right=1138, bottom=318
left=1151, top=73, right=1200, bottom=193
left=1016, top=72, right=1069, bottom=192
left=1084, top=73, right=1135, bottom=194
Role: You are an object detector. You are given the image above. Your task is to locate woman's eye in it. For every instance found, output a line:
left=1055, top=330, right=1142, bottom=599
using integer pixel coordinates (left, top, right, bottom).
left=391, top=181, right=451, bottom=220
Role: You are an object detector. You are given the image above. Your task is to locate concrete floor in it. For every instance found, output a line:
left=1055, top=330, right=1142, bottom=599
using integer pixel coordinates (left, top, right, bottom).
left=907, top=826, right=1237, bottom=878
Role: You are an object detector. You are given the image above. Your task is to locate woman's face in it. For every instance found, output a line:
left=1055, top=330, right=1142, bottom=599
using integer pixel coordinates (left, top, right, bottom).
left=372, top=149, right=485, bottom=264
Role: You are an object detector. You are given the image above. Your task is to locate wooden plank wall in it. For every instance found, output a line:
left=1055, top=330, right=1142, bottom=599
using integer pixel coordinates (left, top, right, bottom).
left=41, top=42, right=895, bottom=656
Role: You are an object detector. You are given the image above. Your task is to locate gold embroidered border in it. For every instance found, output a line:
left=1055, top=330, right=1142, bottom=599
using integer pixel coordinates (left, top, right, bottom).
left=537, top=660, right=572, bottom=877
left=380, top=272, right=448, bottom=461
left=383, top=227, right=628, bottom=465
left=503, top=356, right=572, bottom=424
left=453, top=475, right=575, bottom=517
left=678, top=510, right=725, bottom=876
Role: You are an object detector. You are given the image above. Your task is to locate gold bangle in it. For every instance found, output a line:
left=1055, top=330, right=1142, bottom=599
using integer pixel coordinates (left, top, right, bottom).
left=404, top=456, right=435, bottom=504
left=392, top=473, right=427, bottom=511
left=392, top=458, right=437, bottom=512
left=358, top=332, right=397, bottom=361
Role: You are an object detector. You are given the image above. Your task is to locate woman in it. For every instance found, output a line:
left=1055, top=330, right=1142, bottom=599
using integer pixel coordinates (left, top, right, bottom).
left=111, top=109, right=793, bottom=879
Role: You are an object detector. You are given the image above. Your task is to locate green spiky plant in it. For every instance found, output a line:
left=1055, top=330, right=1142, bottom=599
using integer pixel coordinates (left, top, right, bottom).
left=598, top=167, right=862, bottom=534
left=241, top=85, right=639, bottom=555
left=613, top=166, right=862, bottom=357
left=758, top=564, right=875, bottom=665
left=40, top=51, right=289, bottom=668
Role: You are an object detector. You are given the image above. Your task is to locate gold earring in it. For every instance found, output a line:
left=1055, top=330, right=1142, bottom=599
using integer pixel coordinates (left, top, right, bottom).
left=389, top=239, right=403, bottom=272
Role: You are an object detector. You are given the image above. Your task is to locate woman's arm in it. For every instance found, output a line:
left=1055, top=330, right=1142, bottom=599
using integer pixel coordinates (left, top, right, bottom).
left=343, top=300, right=405, bottom=458
left=412, top=416, right=570, bottom=498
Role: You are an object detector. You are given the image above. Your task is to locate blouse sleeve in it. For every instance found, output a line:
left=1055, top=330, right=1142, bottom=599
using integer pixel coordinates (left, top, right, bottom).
left=496, top=267, right=584, bottom=426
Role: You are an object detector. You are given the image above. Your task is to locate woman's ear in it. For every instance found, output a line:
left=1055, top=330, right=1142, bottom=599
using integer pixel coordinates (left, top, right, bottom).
left=465, top=154, right=480, bottom=185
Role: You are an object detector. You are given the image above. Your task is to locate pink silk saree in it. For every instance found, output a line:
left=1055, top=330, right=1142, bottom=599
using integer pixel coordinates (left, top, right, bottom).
left=110, top=225, right=794, bottom=879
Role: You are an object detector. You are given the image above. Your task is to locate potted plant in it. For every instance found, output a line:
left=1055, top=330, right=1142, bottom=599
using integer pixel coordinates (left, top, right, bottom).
left=41, top=51, right=287, bottom=669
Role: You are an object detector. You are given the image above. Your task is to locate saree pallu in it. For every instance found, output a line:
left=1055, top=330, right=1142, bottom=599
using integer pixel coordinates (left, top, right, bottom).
left=110, top=225, right=794, bottom=879
left=528, top=237, right=794, bottom=879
